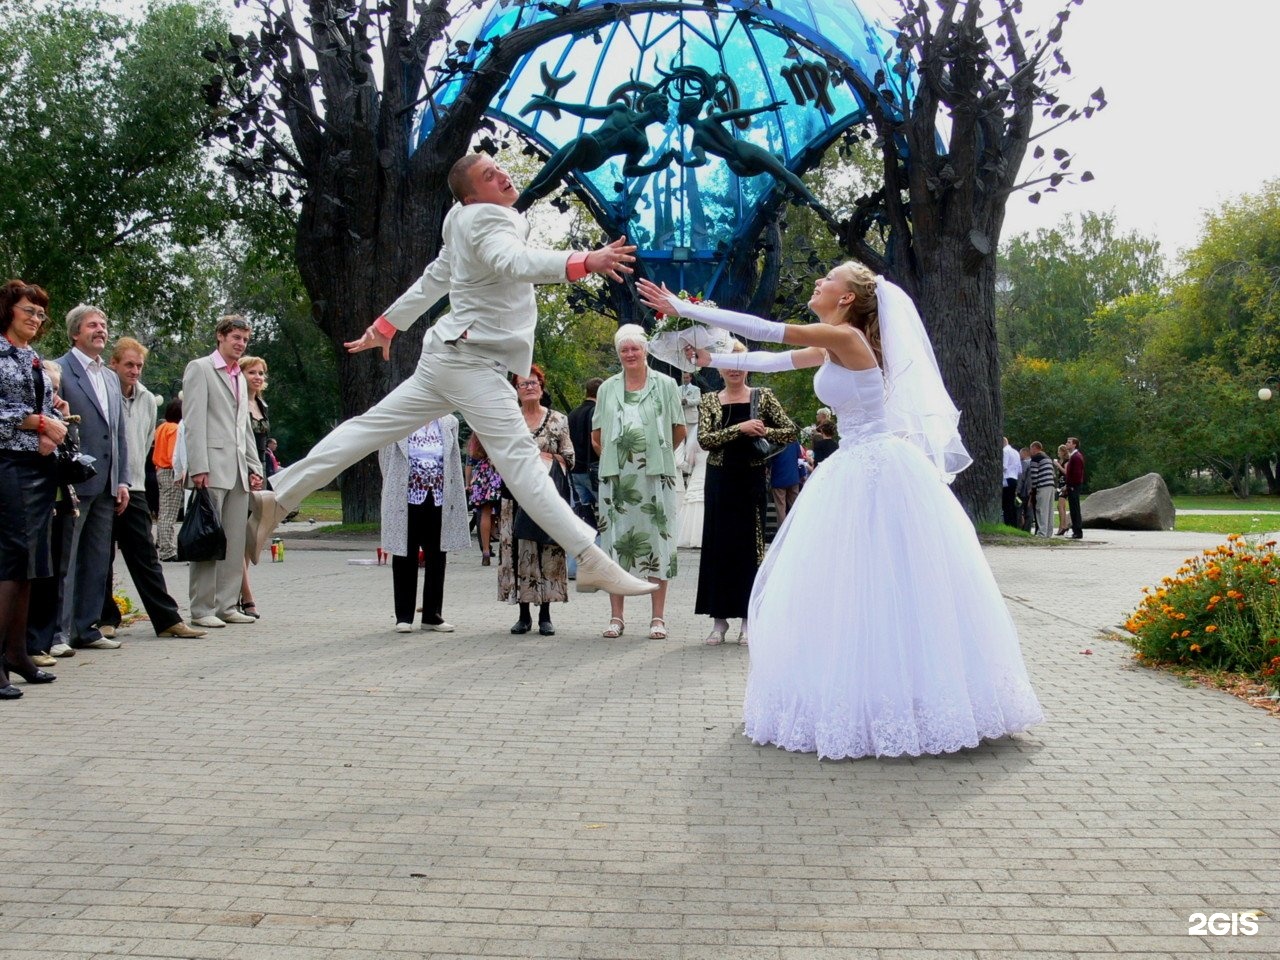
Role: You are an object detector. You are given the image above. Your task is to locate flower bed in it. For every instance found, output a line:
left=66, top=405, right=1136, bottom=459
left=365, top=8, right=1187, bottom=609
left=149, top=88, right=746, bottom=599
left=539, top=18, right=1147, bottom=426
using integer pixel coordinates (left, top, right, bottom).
left=1124, top=534, right=1280, bottom=694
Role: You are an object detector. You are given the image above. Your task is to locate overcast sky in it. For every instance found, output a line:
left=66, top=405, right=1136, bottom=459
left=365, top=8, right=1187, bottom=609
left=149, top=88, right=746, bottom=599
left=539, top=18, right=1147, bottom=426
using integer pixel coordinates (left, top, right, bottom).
left=860, top=0, right=1280, bottom=261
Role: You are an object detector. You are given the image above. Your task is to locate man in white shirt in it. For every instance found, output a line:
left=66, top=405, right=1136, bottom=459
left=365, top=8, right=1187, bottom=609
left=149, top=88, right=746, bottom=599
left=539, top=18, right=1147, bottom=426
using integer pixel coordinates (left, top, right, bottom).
left=55, top=305, right=129, bottom=650
left=251, top=153, right=656, bottom=598
left=1001, top=436, right=1021, bottom=527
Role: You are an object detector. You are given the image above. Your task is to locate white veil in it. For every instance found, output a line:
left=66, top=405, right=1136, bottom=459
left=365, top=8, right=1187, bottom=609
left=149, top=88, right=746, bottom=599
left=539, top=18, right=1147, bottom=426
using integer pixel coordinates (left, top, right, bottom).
left=876, top=276, right=973, bottom=483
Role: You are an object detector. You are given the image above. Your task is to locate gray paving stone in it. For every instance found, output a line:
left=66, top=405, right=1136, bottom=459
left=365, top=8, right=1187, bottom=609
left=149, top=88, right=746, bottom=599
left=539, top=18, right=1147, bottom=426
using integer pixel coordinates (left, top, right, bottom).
left=0, top=532, right=1276, bottom=958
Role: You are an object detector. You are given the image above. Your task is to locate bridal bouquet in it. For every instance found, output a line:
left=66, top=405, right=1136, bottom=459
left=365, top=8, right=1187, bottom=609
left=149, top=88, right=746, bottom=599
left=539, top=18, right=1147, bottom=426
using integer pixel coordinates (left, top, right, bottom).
left=647, top=290, right=736, bottom=373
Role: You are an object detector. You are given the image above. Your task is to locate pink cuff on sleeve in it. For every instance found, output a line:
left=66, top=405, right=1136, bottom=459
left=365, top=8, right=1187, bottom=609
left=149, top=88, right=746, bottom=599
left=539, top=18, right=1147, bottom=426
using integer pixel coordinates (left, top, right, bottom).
left=566, top=252, right=590, bottom=282
left=372, top=315, right=397, bottom=339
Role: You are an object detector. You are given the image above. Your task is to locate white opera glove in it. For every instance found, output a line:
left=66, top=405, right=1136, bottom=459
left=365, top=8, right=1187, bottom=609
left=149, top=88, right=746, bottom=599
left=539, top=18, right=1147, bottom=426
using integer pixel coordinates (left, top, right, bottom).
left=704, top=350, right=798, bottom=373
left=678, top=299, right=788, bottom=344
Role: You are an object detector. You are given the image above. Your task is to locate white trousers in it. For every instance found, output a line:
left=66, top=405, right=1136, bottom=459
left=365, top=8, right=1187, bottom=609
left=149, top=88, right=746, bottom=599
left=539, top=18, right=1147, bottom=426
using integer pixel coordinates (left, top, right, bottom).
left=271, top=346, right=596, bottom=557
left=188, top=484, right=249, bottom=619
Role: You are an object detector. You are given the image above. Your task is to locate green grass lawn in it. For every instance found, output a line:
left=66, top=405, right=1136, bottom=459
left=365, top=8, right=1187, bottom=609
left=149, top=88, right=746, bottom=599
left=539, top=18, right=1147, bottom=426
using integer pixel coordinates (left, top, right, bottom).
left=1172, top=494, right=1280, bottom=512
left=1173, top=513, right=1280, bottom=536
left=294, top=490, right=344, bottom=522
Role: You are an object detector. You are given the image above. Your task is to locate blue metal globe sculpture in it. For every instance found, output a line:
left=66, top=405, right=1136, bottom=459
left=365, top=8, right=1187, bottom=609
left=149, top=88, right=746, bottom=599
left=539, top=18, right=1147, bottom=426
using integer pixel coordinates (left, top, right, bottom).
left=414, top=0, right=907, bottom=298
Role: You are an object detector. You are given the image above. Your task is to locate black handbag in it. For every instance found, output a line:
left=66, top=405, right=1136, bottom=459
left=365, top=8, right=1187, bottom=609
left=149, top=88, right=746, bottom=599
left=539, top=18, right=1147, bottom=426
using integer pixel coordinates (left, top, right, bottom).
left=176, top=487, right=227, bottom=562
left=748, top=389, right=788, bottom=462
left=28, top=358, right=98, bottom=486
left=512, top=459, right=573, bottom=547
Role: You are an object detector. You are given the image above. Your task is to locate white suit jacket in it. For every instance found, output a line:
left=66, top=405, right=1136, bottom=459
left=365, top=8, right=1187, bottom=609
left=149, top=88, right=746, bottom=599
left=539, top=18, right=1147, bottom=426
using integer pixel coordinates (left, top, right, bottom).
left=380, top=203, right=571, bottom=377
left=181, top=354, right=264, bottom=490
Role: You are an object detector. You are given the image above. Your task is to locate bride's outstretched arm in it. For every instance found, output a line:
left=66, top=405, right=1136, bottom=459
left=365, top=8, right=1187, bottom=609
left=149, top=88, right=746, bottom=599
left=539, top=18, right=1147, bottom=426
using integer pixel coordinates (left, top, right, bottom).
left=691, top=346, right=824, bottom=372
left=637, top=279, right=868, bottom=359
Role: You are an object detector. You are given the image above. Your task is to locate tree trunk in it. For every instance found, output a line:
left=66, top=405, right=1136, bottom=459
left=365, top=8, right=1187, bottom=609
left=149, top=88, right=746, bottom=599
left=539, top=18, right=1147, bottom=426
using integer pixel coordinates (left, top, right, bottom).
left=912, top=246, right=1003, bottom=524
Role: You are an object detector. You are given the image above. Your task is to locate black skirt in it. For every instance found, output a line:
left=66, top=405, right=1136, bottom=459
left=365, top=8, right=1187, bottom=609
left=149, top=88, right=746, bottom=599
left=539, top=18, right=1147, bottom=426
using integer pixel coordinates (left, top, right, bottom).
left=696, top=453, right=768, bottom=619
left=0, top=451, right=57, bottom=580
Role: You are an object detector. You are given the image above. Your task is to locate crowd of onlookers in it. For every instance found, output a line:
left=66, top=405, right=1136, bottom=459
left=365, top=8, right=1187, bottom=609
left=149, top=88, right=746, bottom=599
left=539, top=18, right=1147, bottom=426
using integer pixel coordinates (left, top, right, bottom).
left=387, top=325, right=853, bottom=646
left=1, top=279, right=280, bottom=701
left=1001, top=435, right=1087, bottom=539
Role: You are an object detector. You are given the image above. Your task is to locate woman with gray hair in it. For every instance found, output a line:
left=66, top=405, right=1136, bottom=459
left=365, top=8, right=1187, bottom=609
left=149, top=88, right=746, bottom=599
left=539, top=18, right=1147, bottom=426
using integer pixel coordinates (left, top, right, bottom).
left=591, top=324, right=685, bottom=639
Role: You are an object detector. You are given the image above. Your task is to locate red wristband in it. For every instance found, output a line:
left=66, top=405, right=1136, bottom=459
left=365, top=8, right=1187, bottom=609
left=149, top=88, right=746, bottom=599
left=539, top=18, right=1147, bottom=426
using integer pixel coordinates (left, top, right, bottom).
left=566, top=252, right=590, bottom=282
left=38, top=414, right=45, bottom=434
left=372, top=315, right=397, bottom=340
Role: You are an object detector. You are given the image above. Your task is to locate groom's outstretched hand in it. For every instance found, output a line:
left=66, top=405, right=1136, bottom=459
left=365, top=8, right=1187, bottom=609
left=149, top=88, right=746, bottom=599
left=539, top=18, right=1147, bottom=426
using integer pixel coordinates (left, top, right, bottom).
left=345, top=323, right=393, bottom=361
left=585, top=237, right=637, bottom=283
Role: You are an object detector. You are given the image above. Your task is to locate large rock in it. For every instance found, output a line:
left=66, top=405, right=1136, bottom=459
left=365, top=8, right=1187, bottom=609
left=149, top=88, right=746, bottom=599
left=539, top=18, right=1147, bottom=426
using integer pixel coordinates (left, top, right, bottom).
left=1081, top=473, right=1176, bottom=530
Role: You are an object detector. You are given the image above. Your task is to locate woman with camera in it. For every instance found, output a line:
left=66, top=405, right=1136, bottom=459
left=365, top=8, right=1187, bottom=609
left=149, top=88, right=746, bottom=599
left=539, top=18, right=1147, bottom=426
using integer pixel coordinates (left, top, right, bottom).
left=0, top=280, right=64, bottom=699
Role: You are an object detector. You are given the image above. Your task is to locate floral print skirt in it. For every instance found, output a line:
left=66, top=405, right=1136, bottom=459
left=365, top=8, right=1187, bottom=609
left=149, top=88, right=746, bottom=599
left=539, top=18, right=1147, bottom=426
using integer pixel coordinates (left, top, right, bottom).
left=598, top=467, right=680, bottom=581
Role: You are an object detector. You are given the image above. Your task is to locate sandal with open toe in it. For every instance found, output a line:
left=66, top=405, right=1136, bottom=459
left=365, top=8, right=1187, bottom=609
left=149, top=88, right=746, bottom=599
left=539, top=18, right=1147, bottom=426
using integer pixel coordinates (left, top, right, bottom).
left=648, top=617, right=668, bottom=640
left=602, top=617, right=625, bottom=638
left=704, top=627, right=726, bottom=646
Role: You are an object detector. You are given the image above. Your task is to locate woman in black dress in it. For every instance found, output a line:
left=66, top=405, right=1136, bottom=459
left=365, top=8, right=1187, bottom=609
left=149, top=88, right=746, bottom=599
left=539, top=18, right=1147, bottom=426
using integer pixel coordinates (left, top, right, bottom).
left=694, top=341, right=796, bottom=645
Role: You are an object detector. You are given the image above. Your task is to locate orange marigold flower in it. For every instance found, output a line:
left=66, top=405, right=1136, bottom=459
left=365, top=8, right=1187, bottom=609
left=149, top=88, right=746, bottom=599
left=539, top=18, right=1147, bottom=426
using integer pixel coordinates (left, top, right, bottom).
left=1190, top=644, right=1202, bottom=652
left=1181, top=630, right=1191, bottom=638
left=1269, top=578, right=1278, bottom=585
left=1204, top=625, right=1217, bottom=633
left=1237, top=602, right=1246, bottom=612
left=1174, top=613, right=1187, bottom=620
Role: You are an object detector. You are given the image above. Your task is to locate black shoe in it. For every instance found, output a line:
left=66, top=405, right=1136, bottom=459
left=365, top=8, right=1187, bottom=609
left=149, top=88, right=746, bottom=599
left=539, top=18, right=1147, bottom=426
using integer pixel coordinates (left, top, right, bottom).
left=0, top=684, right=23, bottom=700
left=1068, top=533, right=1083, bottom=539
left=2, top=660, right=56, bottom=684
left=510, top=620, right=532, bottom=635
left=539, top=620, right=556, bottom=636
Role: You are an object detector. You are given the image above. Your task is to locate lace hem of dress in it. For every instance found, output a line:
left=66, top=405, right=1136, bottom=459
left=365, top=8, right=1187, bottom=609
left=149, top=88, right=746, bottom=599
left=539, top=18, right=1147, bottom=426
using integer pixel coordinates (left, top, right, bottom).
left=742, top=678, right=1044, bottom=761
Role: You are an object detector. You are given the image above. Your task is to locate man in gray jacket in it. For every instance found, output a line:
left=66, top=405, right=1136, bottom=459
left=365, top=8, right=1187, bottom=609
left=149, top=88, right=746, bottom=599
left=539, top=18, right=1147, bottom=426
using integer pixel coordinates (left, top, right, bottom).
left=56, top=305, right=129, bottom=650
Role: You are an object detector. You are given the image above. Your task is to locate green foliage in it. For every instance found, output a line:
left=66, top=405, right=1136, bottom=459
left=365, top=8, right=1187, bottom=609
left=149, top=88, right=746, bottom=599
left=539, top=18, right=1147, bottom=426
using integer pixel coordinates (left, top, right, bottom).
left=996, top=212, right=1165, bottom=363
left=1124, top=536, right=1280, bottom=693
left=0, top=1, right=235, bottom=334
left=1170, top=179, right=1280, bottom=375
left=1001, top=355, right=1146, bottom=489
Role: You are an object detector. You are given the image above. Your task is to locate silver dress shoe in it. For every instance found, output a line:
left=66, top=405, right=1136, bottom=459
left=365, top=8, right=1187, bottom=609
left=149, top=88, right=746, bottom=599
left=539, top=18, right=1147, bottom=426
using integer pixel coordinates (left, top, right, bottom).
left=220, top=611, right=257, bottom=624
left=191, top=615, right=227, bottom=628
left=49, top=643, right=75, bottom=658
left=99, top=625, right=116, bottom=639
left=82, top=637, right=122, bottom=650
left=574, top=544, right=658, bottom=596
left=247, top=491, right=292, bottom=565
left=159, top=623, right=208, bottom=638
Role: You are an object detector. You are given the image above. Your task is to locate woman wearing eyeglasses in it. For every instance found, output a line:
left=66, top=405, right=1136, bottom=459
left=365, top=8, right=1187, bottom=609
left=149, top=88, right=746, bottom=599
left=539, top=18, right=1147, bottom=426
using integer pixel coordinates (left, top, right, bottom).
left=497, top=364, right=575, bottom=635
left=0, top=280, right=65, bottom=699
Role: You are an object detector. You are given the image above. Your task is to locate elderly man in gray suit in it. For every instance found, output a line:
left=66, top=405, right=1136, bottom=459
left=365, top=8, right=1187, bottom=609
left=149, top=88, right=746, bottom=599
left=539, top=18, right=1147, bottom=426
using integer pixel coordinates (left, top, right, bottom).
left=250, top=153, right=656, bottom=599
left=56, top=305, right=129, bottom=651
left=182, top=315, right=264, bottom=627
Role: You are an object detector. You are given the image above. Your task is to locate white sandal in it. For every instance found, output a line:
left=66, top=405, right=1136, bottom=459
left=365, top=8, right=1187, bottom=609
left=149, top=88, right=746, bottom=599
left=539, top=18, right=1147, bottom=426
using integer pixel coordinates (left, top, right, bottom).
left=602, top=617, right=625, bottom=638
left=648, top=617, right=668, bottom=640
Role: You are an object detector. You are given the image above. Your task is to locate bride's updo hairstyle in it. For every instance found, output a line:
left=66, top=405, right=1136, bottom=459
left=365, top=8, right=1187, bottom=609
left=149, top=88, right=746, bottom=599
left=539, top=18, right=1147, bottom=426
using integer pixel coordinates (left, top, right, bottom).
left=832, top=261, right=883, bottom=365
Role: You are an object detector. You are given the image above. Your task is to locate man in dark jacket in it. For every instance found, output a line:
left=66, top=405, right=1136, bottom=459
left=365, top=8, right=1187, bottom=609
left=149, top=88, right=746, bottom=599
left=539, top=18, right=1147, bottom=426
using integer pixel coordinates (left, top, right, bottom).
left=1064, top=436, right=1086, bottom=539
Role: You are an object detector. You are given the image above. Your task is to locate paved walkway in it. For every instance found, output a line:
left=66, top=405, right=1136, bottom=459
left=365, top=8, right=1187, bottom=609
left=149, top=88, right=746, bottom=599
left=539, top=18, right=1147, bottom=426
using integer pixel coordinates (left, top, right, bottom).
left=2, top=529, right=1277, bottom=959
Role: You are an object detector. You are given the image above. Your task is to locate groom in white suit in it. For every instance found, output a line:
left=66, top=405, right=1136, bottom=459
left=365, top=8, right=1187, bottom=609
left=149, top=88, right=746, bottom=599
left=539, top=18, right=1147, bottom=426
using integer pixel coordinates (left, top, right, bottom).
left=251, top=153, right=655, bottom=597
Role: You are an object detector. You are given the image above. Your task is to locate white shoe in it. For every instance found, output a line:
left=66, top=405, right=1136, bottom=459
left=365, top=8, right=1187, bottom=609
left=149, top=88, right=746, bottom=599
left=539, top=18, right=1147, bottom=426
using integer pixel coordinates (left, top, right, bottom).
left=395, top=623, right=413, bottom=633
left=192, top=616, right=227, bottom=628
left=573, top=544, right=658, bottom=596
left=220, top=611, right=257, bottom=624
left=425, top=621, right=455, bottom=633
left=49, top=643, right=75, bottom=658
left=81, top=637, right=122, bottom=650
left=247, top=491, right=291, bottom=565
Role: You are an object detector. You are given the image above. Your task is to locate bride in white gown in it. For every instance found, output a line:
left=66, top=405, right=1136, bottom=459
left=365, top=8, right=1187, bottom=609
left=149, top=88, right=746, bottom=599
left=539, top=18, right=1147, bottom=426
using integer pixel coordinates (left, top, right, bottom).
left=637, top=266, right=1043, bottom=760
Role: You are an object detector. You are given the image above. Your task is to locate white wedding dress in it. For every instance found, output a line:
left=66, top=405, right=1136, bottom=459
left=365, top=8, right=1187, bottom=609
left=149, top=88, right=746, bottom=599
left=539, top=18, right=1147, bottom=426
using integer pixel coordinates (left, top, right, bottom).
left=743, top=361, right=1044, bottom=759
